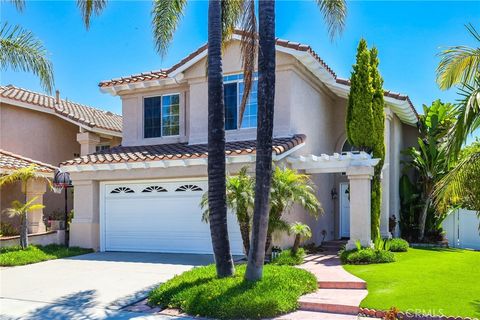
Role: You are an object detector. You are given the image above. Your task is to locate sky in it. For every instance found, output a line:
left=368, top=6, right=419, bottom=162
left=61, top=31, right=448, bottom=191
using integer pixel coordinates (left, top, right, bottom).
left=1, top=1, right=479, bottom=134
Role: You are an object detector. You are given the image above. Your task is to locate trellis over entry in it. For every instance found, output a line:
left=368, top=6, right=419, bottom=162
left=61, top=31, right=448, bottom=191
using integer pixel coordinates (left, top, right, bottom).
left=287, top=152, right=380, bottom=250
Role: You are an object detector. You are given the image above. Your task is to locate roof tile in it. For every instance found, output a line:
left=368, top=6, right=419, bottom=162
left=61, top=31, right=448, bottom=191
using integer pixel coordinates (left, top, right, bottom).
left=0, top=150, right=57, bottom=173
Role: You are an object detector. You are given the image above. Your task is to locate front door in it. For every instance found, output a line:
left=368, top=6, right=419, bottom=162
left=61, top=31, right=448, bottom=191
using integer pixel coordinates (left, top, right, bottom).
left=340, top=182, right=350, bottom=238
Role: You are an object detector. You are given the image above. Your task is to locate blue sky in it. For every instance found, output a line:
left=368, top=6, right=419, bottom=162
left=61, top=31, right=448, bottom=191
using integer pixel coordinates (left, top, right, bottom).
left=1, top=1, right=479, bottom=122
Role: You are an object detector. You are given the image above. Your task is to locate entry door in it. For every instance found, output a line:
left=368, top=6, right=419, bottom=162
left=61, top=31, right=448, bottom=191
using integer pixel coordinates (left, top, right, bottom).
left=340, top=182, right=350, bottom=238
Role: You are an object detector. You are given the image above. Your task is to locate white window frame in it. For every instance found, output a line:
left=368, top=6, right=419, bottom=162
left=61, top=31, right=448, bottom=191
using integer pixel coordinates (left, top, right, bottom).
left=223, top=73, right=258, bottom=131
left=143, top=93, right=181, bottom=139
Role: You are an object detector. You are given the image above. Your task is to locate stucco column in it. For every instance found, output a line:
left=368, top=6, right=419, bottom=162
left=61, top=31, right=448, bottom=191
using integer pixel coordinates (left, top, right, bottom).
left=77, top=132, right=100, bottom=156
left=26, top=179, right=47, bottom=234
left=346, top=166, right=374, bottom=250
left=69, top=180, right=100, bottom=249
left=380, top=110, right=393, bottom=238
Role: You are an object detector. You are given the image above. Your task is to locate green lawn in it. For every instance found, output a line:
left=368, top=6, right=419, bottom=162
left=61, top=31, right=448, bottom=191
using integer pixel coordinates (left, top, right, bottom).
left=0, top=244, right=93, bottom=266
left=344, top=247, right=480, bottom=318
left=149, top=264, right=317, bottom=319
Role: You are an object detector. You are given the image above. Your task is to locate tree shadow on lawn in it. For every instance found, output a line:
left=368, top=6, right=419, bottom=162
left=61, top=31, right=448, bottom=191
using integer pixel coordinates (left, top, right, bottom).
left=411, top=246, right=467, bottom=253
left=470, top=299, right=480, bottom=318
left=148, top=276, right=214, bottom=307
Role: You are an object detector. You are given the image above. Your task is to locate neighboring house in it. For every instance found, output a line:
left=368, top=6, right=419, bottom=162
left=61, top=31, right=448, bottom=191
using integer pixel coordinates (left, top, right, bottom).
left=61, top=33, right=418, bottom=253
left=0, top=85, right=122, bottom=234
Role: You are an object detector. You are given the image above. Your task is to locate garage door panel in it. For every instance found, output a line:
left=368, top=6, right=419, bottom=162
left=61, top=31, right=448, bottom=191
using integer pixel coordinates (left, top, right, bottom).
left=103, top=181, right=244, bottom=255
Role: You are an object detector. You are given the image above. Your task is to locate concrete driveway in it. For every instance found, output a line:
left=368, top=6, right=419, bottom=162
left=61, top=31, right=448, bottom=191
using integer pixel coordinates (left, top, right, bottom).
left=0, top=252, right=212, bottom=319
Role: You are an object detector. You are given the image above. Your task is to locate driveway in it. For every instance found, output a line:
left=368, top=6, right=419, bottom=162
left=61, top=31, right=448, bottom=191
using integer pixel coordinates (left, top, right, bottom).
left=0, top=252, right=212, bottom=319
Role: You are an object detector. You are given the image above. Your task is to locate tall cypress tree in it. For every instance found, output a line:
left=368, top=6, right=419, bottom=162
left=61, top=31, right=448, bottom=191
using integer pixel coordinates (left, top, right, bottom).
left=370, top=47, right=386, bottom=240
left=346, top=39, right=374, bottom=151
left=347, top=39, right=385, bottom=241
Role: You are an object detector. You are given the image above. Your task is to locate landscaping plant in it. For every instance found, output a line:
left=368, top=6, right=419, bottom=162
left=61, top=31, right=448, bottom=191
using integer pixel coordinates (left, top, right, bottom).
left=148, top=264, right=317, bottom=319
left=346, top=39, right=385, bottom=241
left=0, top=165, right=51, bottom=249
left=388, top=238, right=409, bottom=252
left=290, top=222, right=312, bottom=254
left=266, top=167, right=322, bottom=254
left=271, top=248, right=306, bottom=266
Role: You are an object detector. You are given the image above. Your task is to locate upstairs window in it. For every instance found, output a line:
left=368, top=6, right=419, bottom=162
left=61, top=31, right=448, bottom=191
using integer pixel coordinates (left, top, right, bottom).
left=144, top=94, right=180, bottom=138
left=223, top=73, right=258, bottom=130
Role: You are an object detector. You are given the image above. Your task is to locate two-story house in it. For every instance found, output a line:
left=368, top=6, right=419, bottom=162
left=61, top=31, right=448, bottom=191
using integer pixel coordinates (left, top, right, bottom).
left=0, top=85, right=122, bottom=234
left=61, top=34, right=418, bottom=253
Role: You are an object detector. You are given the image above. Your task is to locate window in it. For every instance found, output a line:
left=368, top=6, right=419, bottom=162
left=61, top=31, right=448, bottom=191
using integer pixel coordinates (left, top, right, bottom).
left=223, top=73, right=258, bottom=130
left=144, top=94, right=180, bottom=138
left=96, top=144, right=110, bottom=152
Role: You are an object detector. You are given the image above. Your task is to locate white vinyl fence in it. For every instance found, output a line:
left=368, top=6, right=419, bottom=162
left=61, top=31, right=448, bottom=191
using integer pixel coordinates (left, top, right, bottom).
left=442, top=209, right=480, bottom=250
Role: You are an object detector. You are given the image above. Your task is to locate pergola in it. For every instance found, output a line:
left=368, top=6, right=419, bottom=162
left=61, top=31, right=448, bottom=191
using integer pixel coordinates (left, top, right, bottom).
left=287, top=152, right=380, bottom=250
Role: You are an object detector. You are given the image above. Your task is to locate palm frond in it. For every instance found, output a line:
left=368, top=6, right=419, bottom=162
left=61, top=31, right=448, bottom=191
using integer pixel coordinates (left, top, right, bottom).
left=9, top=0, right=25, bottom=12
left=238, top=0, right=257, bottom=125
left=434, top=151, right=480, bottom=213
left=437, top=23, right=480, bottom=90
left=151, top=0, right=187, bottom=57
left=316, top=0, right=347, bottom=40
left=221, top=0, right=244, bottom=43
left=0, top=22, right=54, bottom=93
left=77, top=0, right=107, bottom=30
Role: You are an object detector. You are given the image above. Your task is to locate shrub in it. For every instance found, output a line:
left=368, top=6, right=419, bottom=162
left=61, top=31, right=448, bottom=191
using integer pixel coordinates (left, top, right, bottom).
left=389, top=238, right=409, bottom=252
left=0, top=222, right=19, bottom=237
left=340, top=248, right=395, bottom=265
left=271, top=248, right=306, bottom=266
left=148, top=264, right=317, bottom=319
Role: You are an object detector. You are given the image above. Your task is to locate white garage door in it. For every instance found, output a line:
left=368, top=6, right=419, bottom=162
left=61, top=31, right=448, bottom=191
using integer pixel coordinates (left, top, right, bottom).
left=102, top=180, right=244, bottom=255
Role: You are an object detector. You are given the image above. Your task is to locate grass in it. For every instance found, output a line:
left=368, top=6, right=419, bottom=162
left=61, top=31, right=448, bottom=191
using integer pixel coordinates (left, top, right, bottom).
left=271, top=248, right=306, bottom=265
left=344, top=247, right=480, bottom=318
left=0, top=244, right=93, bottom=266
left=148, top=264, right=317, bottom=319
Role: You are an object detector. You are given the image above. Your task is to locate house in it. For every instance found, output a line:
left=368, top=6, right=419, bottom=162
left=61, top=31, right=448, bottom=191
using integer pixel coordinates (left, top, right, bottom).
left=0, top=85, right=122, bottom=234
left=61, top=33, right=418, bottom=253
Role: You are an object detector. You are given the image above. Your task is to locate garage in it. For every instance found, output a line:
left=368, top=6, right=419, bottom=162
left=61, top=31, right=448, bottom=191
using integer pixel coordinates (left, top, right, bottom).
left=101, top=180, right=244, bottom=255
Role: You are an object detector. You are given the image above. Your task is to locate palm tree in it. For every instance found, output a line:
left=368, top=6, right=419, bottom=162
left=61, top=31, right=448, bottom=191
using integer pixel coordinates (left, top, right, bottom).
left=0, top=18, right=54, bottom=93
left=290, top=222, right=312, bottom=254
left=201, top=166, right=255, bottom=256
left=435, top=24, right=480, bottom=226
left=0, top=165, right=51, bottom=248
left=245, top=0, right=346, bottom=281
left=436, top=23, right=480, bottom=155
left=265, top=166, right=322, bottom=252
left=2, top=198, right=45, bottom=248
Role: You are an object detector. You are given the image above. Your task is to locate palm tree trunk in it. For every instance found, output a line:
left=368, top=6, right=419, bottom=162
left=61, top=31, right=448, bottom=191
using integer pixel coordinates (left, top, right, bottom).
left=265, top=232, right=272, bottom=254
left=207, top=0, right=234, bottom=278
left=245, top=0, right=276, bottom=281
left=20, top=183, right=29, bottom=249
left=239, top=222, right=250, bottom=256
left=419, top=195, right=431, bottom=241
left=292, top=235, right=301, bottom=254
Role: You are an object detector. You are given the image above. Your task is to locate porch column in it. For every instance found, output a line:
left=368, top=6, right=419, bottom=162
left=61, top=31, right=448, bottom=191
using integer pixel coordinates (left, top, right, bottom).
left=69, top=179, right=100, bottom=250
left=77, top=132, right=100, bottom=156
left=26, top=179, right=47, bottom=233
left=346, top=166, right=374, bottom=250
left=380, top=110, right=393, bottom=238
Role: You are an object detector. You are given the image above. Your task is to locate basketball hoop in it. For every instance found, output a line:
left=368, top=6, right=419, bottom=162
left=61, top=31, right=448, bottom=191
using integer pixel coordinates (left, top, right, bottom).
left=52, top=170, right=72, bottom=193
left=52, top=184, right=64, bottom=194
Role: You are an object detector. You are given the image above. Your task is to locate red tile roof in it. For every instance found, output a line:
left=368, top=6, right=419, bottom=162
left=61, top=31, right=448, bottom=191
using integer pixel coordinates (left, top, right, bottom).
left=0, top=85, right=122, bottom=133
left=0, top=150, right=57, bottom=173
left=61, top=134, right=306, bottom=166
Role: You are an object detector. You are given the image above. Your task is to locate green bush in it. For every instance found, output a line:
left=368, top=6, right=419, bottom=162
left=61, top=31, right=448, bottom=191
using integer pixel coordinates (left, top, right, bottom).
left=148, top=264, right=317, bottom=319
left=0, top=222, right=19, bottom=237
left=271, top=248, right=305, bottom=266
left=389, top=238, right=409, bottom=252
left=340, top=248, right=395, bottom=265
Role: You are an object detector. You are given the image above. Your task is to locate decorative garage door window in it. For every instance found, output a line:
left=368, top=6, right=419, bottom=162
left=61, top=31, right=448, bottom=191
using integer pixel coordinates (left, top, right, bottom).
left=110, top=187, right=135, bottom=194
left=175, top=184, right=203, bottom=192
left=142, top=186, right=168, bottom=193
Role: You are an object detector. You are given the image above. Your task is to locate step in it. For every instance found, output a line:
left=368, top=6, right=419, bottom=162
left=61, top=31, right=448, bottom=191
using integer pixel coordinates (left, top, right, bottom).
left=318, top=280, right=366, bottom=289
left=275, top=310, right=375, bottom=320
left=298, top=289, right=368, bottom=315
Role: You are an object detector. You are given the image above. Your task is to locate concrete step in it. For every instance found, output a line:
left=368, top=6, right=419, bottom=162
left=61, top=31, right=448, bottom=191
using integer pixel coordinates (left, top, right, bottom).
left=318, top=280, right=366, bottom=289
left=276, top=310, right=375, bottom=319
left=298, top=289, right=368, bottom=315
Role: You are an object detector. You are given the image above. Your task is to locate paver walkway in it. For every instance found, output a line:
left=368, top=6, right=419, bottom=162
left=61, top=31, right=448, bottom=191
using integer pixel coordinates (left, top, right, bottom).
left=277, top=252, right=376, bottom=319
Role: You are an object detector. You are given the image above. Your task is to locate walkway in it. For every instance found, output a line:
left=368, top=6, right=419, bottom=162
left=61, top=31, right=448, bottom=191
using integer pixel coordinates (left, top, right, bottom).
left=277, top=251, right=374, bottom=319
